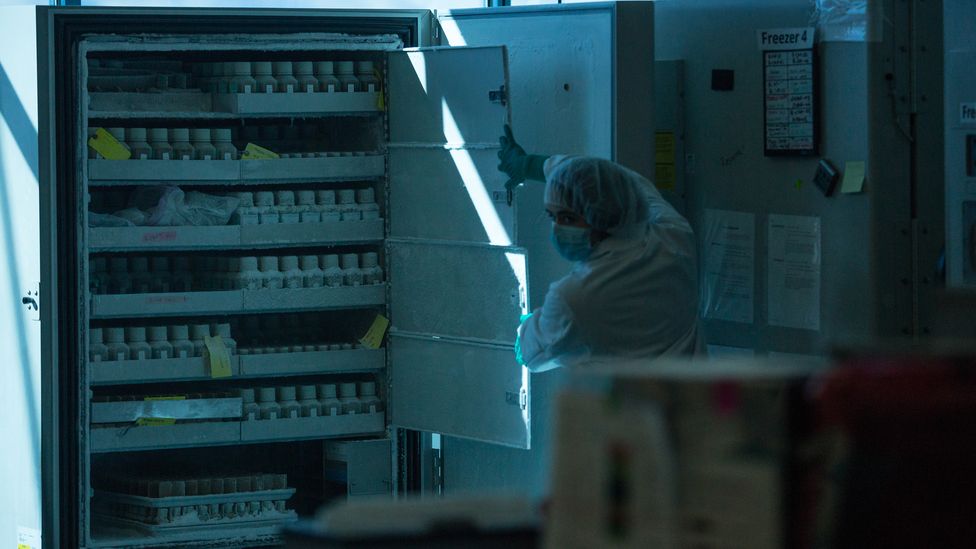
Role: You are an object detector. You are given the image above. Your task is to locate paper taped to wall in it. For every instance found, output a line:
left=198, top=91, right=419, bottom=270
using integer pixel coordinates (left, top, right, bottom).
left=767, top=214, right=821, bottom=331
left=701, top=209, right=755, bottom=324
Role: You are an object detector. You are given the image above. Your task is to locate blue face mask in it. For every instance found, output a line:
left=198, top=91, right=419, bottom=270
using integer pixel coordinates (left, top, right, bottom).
left=551, top=223, right=593, bottom=262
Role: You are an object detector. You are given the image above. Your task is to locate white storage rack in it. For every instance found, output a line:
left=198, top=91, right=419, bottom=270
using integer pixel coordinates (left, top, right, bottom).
left=81, top=34, right=398, bottom=548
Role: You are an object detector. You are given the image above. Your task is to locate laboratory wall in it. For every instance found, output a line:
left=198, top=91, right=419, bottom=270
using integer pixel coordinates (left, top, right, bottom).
left=655, top=0, right=874, bottom=355
left=0, top=6, right=42, bottom=549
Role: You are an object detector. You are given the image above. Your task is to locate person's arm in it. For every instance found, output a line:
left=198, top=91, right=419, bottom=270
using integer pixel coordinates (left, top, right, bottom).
left=498, top=125, right=548, bottom=193
left=516, top=286, right=577, bottom=372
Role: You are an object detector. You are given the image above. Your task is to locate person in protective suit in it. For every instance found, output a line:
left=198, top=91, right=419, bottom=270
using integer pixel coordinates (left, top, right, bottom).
left=498, top=126, right=701, bottom=372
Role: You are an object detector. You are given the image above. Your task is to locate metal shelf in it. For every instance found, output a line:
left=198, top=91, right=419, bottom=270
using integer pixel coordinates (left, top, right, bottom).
left=90, top=349, right=384, bottom=386
left=89, top=219, right=385, bottom=252
left=87, top=155, right=385, bottom=184
left=88, top=90, right=382, bottom=118
left=90, top=285, right=386, bottom=319
left=90, top=412, right=385, bottom=453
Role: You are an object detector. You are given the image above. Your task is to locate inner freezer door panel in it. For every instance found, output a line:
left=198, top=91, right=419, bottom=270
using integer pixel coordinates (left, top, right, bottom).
left=388, top=46, right=513, bottom=244
left=388, top=240, right=529, bottom=448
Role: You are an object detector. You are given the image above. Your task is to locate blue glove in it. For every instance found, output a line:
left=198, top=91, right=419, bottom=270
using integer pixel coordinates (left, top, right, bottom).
left=515, top=312, right=534, bottom=366
left=497, top=125, right=548, bottom=196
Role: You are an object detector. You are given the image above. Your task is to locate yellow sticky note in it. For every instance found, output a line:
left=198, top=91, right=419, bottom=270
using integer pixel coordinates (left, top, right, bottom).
left=841, top=161, right=866, bottom=194
left=655, top=132, right=676, bottom=164
left=88, top=128, right=131, bottom=160
left=359, top=314, right=390, bottom=349
left=19, top=543, right=31, bottom=549
left=136, top=417, right=176, bottom=426
left=144, top=395, right=185, bottom=401
left=655, top=164, right=676, bottom=191
left=205, top=335, right=233, bottom=378
left=241, top=142, right=279, bottom=160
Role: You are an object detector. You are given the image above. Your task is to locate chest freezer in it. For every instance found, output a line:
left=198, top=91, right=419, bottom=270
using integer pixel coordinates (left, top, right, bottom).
left=37, top=6, right=530, bottom=548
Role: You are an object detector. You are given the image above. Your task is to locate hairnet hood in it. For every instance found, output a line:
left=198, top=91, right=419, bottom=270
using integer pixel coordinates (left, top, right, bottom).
left=543, top=155, right=655, bottom=238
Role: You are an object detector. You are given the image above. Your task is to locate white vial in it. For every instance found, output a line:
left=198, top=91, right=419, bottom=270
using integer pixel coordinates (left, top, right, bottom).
left=90, top=257, right=111, bottom=295
left=277, top=386, right=300, bottom=418
left=314, top=61, right=341, bottom=93
left=229, top=61, right=257, bottom=94
left=360, top=252, right=383, bottom=285
left=320, top=254, right=343, bottom=287
left=340, top=253, right=363, bottom=286
left=105, top=327, right=129, bottom=362
left=215, top=323, right=237, bottom=355
left=337, top=189, right=360, bottom=221
left=252, top=61, right=277, bottom=94
left=239, top=388, right=259, bottom=421
left=190, top=323, right=211, bottom=358
left=296, top=190, right=319, bottom=223
left=316, top=190, right=341, bottom=223
left=335, top=61, right=359, bottom=93
left=168, top=325, right=194, bottom=359
left=280, top=256, right=303, bottom=289
left=300, top=255, right=324, bottom=288
left=237, top=256, right=263, bottom=291
left=273, top=62, right=299, bottom=93
left=169, top=128, right=195, bottom=161
left=298, top=385, right=319, bottom=417
left=233, top=192, right=260, bottom=225
left=171, top=257, right=193, bottom=292
left=356, top=61, right=379, bottom=93
left=107, top=127, right=127, bottom=147
left=359, top=381, right=383, bottom=413
left=338, top=382, right=362, bottom=414
left=148, top=326, right=173, bottom=359
left=129, top=256, right=152, bottom=294
left=149, top=128, right=173, bottom=160
left=190, top=128, right=216, bottom=160
left=126, top=128, right=152, bottom=160
left=294, top=61, right=319, bottom=93
left=257, top=387, right=280, bottom=420
left=109, top=257, right=131, bottom=294
left=260, top=256, right=284, bottom=289
left=150, top=257, right=171, bottom=293
left=357, top=187, right=380, bottom=220
left=254, top=191, right=279, bottom=224
left=212, top=128, right=237, bottom=160
left=276, top=190, right=299, bottom=224
left=89, top=328, right=108, bottom=363
left=317, top=383, right=341, bottom=416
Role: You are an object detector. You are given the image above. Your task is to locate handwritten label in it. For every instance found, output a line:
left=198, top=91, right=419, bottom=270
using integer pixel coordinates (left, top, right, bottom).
left=359, top=314, right=390, bottom=349
left=136, top=417, right=176, bottom=426
left=88, top=128, right=131, bottom=160
left=145, top=295, right=189, bottom=305
left=962, top=103, right=976, bottom=124
left=205, top=335, right=233, bottom=378
left=142, top=230, right=178, bottom=242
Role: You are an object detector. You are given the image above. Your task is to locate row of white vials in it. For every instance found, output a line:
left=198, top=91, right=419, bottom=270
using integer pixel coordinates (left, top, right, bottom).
left=237, top=381, right=382, bottom=421
left=192, top=60, right=380, bottom=94
left=89, top=252, right=383, bottom=295
left=229, top=188, right=380, bottom=224
left=89, top=126, right=380, bottom=161
left=89, top=323, right=235, bottom=362
left=98, top=472, right=289, bottom=498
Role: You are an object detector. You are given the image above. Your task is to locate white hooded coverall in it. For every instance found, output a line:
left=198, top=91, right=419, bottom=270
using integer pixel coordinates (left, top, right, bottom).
left=517, top=155, right=700, bottom=372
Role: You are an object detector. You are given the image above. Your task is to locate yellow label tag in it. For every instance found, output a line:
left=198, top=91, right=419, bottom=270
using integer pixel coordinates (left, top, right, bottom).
left=136, top=417, right=176, bottom=426
left=359, top=314, right=390, bottom=349
left=205, top=335, right=233, bottom=378
left=18, top=544, right=31, bottom=549
left=241, top=142, right=279, bottom=160
left=144, top=395, right=186, bottom=401
left=654, top=131, right=677, bottom=191
left=374, top=68, right=386, bottom=111
left=88, top=128, right=132, bottom=160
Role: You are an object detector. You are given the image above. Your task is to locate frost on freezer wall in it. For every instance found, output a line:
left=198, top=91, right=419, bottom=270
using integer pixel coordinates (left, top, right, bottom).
left=0, top=5, right=42, bottom=545
left=810, top=0, right=883, bottom=42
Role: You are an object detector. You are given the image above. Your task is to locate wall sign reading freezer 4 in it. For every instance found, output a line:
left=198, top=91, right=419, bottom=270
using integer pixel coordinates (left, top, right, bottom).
left=759, top=27, right=817, bottom=156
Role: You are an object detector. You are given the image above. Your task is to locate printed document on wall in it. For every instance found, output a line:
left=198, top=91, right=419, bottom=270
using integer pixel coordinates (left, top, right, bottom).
left=701, top=209, right=755, bottom=323
left=767, top=214, right=821, bottom=330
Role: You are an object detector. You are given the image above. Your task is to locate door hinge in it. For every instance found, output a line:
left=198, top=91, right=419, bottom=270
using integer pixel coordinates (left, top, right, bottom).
left=489, top=85, right=507, bottom=106
left=432, top=449, right=444, bottom=495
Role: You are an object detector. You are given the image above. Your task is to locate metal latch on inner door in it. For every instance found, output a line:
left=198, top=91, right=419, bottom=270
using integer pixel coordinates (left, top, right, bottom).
left=506, top=387, right=528, bottom=410
left=489, top=85, right=507, bottom=106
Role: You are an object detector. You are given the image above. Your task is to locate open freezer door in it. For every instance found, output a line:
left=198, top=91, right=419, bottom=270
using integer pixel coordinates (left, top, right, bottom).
left=387, top=46, right=514, bottom=244
left=387, top=45, right=529, bottom=448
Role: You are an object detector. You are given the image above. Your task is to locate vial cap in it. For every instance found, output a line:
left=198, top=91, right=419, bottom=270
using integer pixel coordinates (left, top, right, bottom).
left=239, top=256, right=259, bottom=271
left=318, top=384, right=337, bottom=398
left=258, top=387, right=277, bottom=402
left=275, top=190, right=295, bottom=207
left=314, top=61, right=334, bottom=75
left=340, top=253, right=359, bottom=269
left=294, top=61, right=314, bottom=75
left=321, top=254, right=340, bottom=268
left=89, top=328, right=104, bottom=344
left=280, top=255, right=299, bottom=271
left=361, top=252, right=379, bottom=268
left=232, top=61, right=252, bottom=75
left=356, top=61, right=375, bottom=75
left=107, top=127, right=126, bottom=141
left=252, top=61, right=273, bottom=75
left=359, top=381, right=376, bottom=396
left=213, top=128, right=233, bottom=142
left=168, top=325, right=189, bottom=340
left=277, top=385, right=297, bottom=400
left=272, top=61, right=294, bottom=75
left=149, top=128, right=170, bottom=142
left=190, top=128, right=211, bottom=142
left=339, top=382, right=358, bottom=397
left=106, top=327, right=126, bottom=343
left=356, top=187, right=375, bottom=204
left=316, top=190, right=336, bottom=205
left=190, top=324, right=211, bottom=339
left=148, top=326, right=169, bottom=341
left=296, top=190, right=316, bottom=205
left=236, top=192, right=254, bottom=207
left=169, top=128, right=190, bottom=142
left=259, top=256, right=279, bottom=271
left=300, top=255, right=319, bottom=270
left=299, top=385, right=317, bottom=400
left=126, top=127, right=147, bottom=141
left=254, top=192, right=276, bottom=207
left=337, top=189, right=356, bottom=204
left=216, top=323, right=232, bottom=338
left=238, top=388, right=255, bottom=403
left=336, top=61, right=355, bottom=75
left=125, top=326, right=146, bottom=343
